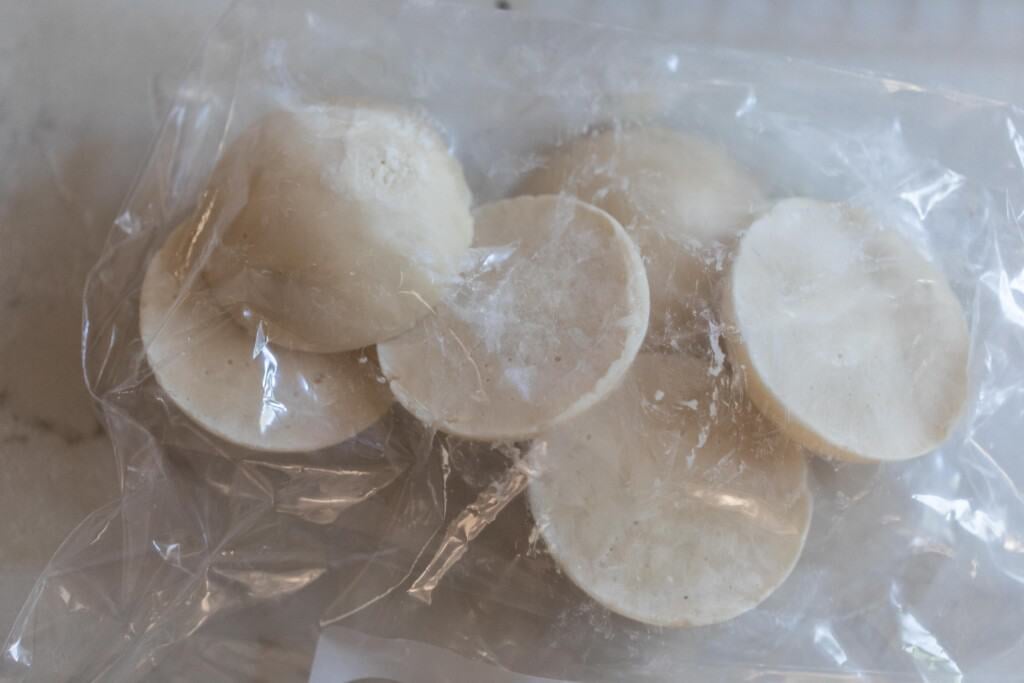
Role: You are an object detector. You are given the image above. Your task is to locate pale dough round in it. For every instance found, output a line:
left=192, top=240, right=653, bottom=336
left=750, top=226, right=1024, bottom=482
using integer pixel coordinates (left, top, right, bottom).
left=377, top=195, right=649, bottom=441
left=201, top=103, right=474, bottom=353
left=520, top=127, right=763, bottom=346
left=140, top=221, right=393, bottom=452
left=721, top=198, right=970, bottom=463
left=528, top=353, right=811, bottom=627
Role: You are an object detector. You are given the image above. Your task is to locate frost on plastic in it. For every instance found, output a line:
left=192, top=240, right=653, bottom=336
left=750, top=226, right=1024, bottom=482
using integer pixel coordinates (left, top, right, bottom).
left=5, top=0, right=1024, bottom=681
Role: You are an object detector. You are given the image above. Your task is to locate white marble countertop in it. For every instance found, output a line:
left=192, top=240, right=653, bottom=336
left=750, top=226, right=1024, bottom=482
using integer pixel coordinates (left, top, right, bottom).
left=2, top=0, right=1022, bottom=672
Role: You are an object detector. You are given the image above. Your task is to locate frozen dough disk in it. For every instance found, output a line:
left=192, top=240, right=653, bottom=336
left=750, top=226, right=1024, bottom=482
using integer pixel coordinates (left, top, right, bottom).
left=721, top=198, right=970, bottom=463
left=520, top=127, right=763, bottom=346
left=377, top=195, right=649, bottom=441
left=140, top=221, right=392, bottom=452
left=528, top=353, right=811, bottom=627
left=201, top=103, right=474, bottom=353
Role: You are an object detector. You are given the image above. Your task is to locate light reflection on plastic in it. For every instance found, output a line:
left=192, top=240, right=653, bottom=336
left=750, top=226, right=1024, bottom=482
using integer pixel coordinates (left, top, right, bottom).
left=504, top=366, right=535, bottom=401
left=152, top=540, right=182, bottom=564
left=114, top=211, right=141, bottom=235
left=1007, top=191, right=1024, bottom=224
left=908, top=536, right=955, bottom=559
left=5, top=638, right=28, bottom=666
left=813, top=623, right=849, bottom=666
left=996, top=269, right=1024, bottom=328
left=1004, top=535, right=1024, bottom=554
left=297, top=368, right=323, bottom=404
left=1011, top=268, right=1024, bottom=298
left=899, top=170, right=965, bottom=220
left=252, top=323, right=288, bottom=432
left=178, top=188, right=219, bottom=278
left=880, top=78, right=926, bottom=95
left=912, top=494, right=1006, bottom=543
left=898, top=608, right=963, bottom=680
left=684, top=488, right=796, bottom=535
left=197, top=589, right=217, bottom=627
left=57, top=585, right=86, bottom=613
left=470, top=243, right=518, bottom=274
left=212, top=567, right=326, bottom=599
left=1006, top=116, right=1024, bottom=173
left=735, top=89, right=757, bottom=119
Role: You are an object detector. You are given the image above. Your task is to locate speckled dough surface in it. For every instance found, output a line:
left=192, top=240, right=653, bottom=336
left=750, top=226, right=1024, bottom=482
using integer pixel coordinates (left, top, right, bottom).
left=721, top=198, right=969, bottom=462
left=529, top=352, right=811, bottom=627
left=377, top=195, right=649, bottom=441
left=201, top=103, right=474, bottom=353
left=140, top=221, right=392, bottom=452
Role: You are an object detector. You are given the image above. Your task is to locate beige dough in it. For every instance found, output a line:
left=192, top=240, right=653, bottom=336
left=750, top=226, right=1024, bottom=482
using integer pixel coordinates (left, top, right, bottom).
left=528, top=353, right=811, bottom=627
left=377, top=195, right=649, bottom=441
left=721, top=198, right=970, bottom=463
left=520, top=127, right=763, bottom=347
left=200, top=103, right=474, bottom=353
left=140, top=221, right=392, bottom=452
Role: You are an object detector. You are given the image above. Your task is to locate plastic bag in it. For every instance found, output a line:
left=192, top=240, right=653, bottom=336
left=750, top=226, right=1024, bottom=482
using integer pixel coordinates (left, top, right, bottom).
left=5, top=1, right=1024, bottom=680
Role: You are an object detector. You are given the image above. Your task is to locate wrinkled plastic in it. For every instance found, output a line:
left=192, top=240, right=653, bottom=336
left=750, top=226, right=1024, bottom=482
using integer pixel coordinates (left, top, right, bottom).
left=5, top=1, right=1024, bottom=680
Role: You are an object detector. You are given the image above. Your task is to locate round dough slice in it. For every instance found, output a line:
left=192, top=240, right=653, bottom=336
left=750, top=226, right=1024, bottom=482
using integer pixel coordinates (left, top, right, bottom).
left=721, top=198, right=969, bottom=463
left=520, top=127, right=763, bottom=347
left=140, top=221, right=392, bottom=452
left=201, top=102, right=474, bottom=353
left=528, top=353, right=811, bottom=627
left=377, top=195, right=649, bottom=441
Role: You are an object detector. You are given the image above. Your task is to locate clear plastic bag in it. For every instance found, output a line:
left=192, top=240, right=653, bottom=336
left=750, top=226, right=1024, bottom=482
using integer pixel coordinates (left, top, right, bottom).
left=5, top=1, right=1024, bottom=680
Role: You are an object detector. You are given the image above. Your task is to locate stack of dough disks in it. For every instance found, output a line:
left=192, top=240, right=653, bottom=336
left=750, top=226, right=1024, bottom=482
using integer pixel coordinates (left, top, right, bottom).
left=721, top=198, right=970, bottom=463
left=140, top=221, right=393, bottom=452
left=378, top=195, right=650, bottom=441
left=521, top=127, right=763, bottom=347
left=528, top=353, right=811, bottom=627
left=131, top=93, right=973, bottom=632
left=139, top=102, right=475, bottom=451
